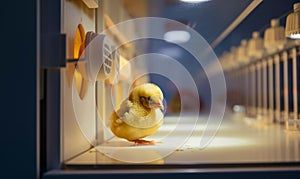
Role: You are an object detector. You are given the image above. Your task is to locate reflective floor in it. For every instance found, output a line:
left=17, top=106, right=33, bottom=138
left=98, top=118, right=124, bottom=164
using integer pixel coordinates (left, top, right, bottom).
left=65, top=112, right=300, bottom=166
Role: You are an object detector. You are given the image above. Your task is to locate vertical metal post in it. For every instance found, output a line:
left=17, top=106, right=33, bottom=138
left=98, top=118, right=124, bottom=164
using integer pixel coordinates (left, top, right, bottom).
left=241, top=67, right=246, bottom=106
left=262, top=59, right=268, bottom=119
left=283, top=51, right=289, bottom=122
left=285, top=47, right=300, bottom=132
left=275, top=55, right=281, bottom=123
left=245, top=66, right=249, bottom=115
left=268, top=57, right=274, bottom=121
left=234, top=69, right=238, bottom=106
left=292, top=48, right=298, bottom=119
left=235, top=69, right=239, bottom=106
left=244, top=66, right=248, bottom=108
left=251, top=63, right=256, bottom=116
left=257, top=61, right=262, bottom=118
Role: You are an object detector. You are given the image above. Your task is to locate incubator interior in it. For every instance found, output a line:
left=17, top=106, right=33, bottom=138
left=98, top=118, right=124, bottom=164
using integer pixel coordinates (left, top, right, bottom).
left=57, top=0, right=300, bottom=168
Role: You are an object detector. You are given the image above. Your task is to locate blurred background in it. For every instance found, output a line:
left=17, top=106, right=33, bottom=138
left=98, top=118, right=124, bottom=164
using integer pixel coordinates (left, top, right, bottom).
left=118, top=0, right=299, bottom=113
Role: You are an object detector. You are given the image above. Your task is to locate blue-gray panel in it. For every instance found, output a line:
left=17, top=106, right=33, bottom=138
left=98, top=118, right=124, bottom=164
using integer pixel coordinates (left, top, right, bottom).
left=0, top=0, right=37, bottom=178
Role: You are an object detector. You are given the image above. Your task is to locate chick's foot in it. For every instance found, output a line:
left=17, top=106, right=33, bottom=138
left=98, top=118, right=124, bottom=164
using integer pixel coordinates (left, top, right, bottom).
left=131, top=139, right=155, bottom=145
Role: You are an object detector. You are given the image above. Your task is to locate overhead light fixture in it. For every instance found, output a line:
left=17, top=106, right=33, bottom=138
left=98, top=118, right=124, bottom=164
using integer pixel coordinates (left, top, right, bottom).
left=180, top=0, right=210, bottom=3
left=236, top=39, right=249, bottom=65
left=285, top=3, right=300, bottom=39
left=264, top=19, right=286, bottom=52
left=247, top=31, right=263, bottom=59
left=164, top=30, right=191, bottom=44
left=227, top=47, right=238, bottom=69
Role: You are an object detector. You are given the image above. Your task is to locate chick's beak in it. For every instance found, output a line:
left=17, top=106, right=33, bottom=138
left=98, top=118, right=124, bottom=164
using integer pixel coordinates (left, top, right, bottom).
left=150, top=99, right=164, bottom=110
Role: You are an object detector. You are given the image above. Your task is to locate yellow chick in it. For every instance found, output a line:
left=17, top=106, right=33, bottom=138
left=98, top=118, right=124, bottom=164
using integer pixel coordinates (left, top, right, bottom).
left=110, top=83, right=164, bottom=145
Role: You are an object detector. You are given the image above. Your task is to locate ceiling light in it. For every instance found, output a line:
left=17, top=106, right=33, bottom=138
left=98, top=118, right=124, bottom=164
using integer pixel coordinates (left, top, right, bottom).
left=236, top=39, right=249, bottom=64
left=180, top=0, right=210, bottom=3
left=264, top=19, right=286, bottom=52
left=247, top=31, right=263, bottom=59
left=164, top=30, right=191, bottom=44
left=289, top=33, right=300, bottom=39
left=285, top=3, right=300, bottom=39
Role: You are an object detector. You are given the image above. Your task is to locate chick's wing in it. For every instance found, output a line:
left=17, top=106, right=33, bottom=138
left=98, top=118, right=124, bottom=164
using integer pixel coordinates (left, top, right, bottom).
left=116, top=98, right=133, bottom=118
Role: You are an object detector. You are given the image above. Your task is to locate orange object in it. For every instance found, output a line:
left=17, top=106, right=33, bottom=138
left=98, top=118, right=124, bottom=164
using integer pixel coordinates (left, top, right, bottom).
left=72, top=24, right=88, bottom=99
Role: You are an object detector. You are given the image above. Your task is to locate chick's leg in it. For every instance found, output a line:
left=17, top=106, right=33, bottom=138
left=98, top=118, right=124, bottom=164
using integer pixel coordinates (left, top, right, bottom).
left=131, top=139, right=155, bottom=145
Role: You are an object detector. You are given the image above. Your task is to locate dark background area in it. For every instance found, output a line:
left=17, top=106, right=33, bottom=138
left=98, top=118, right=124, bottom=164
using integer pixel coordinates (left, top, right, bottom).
left=148, top=0, right=299, bottom=56
left=0, top=0, right=37, bottom=178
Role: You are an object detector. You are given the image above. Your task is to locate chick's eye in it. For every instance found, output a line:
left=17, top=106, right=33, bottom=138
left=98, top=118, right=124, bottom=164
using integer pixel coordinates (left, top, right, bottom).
left=148, top=97, right=151, bottom=101
left=140, top=96, right=148, bottom=102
